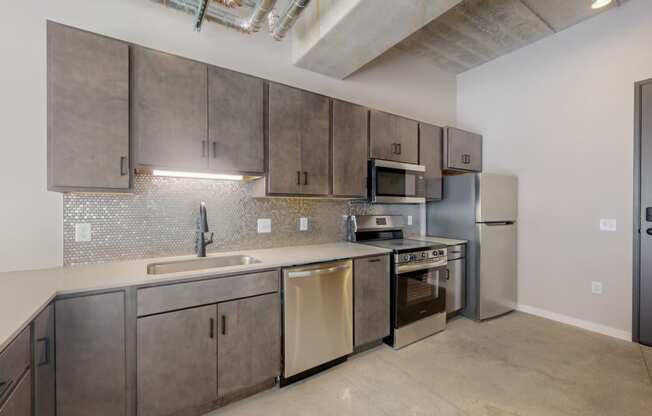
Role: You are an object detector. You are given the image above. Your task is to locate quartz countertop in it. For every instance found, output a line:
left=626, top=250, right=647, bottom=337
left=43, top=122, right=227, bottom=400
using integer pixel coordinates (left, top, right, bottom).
left=410, top=235, right=468, bottom=246
left=0, top=242, right=390, bottom=351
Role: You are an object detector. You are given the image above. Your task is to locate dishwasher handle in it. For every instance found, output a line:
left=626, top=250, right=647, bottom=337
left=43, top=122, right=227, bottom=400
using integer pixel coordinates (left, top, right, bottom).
left=286, top=263, right=351, bottom=279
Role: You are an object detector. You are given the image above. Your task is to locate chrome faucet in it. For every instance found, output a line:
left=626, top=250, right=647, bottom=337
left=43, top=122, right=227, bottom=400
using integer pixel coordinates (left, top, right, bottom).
left=195, top=202, right=214, bottom=257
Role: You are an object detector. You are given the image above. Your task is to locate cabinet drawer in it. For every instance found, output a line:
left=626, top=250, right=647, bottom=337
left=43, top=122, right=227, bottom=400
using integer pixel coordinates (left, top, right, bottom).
left=0, top=327, right=29, bottom=406
left=138, top=270, right=279, bottom=316
left=0, top=369, right=31, bottom=416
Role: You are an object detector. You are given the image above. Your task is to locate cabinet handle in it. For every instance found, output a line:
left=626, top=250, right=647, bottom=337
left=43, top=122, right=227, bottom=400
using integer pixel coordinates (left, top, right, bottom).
left=303, top=172, right=308, bottom=186
left=209, top=318, right=215, bottom=339
left=120, top=156, right=128, bottom=176
left=296, top=171, right=301, bottom=185
left=391, top=143, right=397, bottom=154
left=36, top=337, right=50, bottom=367
left=212, top=142, right=217, bottom=158
left=0, top=379, right=13, bottom=402
left=397, top=143, right=402, bottom=155
left=221, top=315, right=227, bottom=336
left=202, top=140, right=207, bottom=158
left=368, top=258, right=381, bottom=263
left=461, top=154, right=471, bottom=164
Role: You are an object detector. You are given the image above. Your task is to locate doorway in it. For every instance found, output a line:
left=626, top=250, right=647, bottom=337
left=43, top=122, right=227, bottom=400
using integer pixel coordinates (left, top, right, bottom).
left=634, top=79, right=652, bottom=346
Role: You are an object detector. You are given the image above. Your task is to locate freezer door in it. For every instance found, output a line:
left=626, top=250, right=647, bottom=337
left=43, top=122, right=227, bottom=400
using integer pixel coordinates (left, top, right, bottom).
left=478, top=223, right=517, bottom=320
left=477, top=174, right=518, bottom=223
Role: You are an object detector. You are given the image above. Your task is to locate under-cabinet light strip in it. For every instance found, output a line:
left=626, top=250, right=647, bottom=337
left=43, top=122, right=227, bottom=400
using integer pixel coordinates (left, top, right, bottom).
left=151, top=170, right=244, bottom=181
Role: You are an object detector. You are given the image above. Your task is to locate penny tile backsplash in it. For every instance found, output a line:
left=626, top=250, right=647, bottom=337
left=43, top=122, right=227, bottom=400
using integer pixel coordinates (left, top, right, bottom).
left=63, top=175, right=424, bottom=265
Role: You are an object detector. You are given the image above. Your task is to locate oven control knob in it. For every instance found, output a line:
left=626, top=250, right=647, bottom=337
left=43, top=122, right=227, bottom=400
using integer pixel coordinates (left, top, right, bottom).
left=432, top=250, right=439, bottom=257
left=402, top=255, right=410, bottom=262
left=421, top=252, right=427, bottom=258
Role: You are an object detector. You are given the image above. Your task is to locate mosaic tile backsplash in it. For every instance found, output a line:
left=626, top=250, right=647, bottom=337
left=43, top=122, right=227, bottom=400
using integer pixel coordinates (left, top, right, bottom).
left=63, top=175, right=424, bottom=265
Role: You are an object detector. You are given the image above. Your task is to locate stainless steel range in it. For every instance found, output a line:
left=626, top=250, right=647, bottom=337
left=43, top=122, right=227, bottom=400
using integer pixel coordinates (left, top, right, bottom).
left=350, top=215, right=448, bottom=349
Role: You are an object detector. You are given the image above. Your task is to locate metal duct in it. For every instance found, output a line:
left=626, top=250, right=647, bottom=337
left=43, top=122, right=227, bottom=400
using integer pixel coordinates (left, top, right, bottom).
left=271, top=0, right=311, bottom=40
left=246, top=0, right=278, bottom=32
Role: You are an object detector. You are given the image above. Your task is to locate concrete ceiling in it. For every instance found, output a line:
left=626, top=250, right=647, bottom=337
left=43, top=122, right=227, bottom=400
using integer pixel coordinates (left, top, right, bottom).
left=393, top=0, right=628, bottom=74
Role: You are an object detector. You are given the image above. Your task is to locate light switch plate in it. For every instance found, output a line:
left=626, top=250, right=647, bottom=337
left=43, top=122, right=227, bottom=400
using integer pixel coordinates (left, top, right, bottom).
left=75, top=223, right=91, bottom=242
left=407, top=216, right=413, bottom=226
left=299, top=217, right=308, bottom=231
left=592, top=281, right=603, bottom=295
left=599, top=219, right=617, bottom=232
left=257, top=218, right=271, bottom=234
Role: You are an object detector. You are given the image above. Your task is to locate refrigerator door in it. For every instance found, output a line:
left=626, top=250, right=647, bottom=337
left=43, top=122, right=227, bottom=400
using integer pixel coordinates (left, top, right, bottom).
left=477, top=223, right=517, bottom=320
left=477, top=174, right=518, bottom=223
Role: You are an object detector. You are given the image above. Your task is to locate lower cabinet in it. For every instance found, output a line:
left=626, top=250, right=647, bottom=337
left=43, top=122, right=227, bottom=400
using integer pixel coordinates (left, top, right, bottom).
left=354, top=255, right=391, bottom=347
left=34, top=304, right=55, bottom=416
left=56, top=292, right=127, bottom=416
left=218, top=293, right=280, bottom=402
left=137, top=305, right=218, bottom=416
left=0, top=370, right=31, bottom=416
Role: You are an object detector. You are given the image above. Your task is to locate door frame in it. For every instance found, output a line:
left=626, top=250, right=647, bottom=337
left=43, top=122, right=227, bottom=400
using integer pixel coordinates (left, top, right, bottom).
left=633, top=78, right=652, bottom=343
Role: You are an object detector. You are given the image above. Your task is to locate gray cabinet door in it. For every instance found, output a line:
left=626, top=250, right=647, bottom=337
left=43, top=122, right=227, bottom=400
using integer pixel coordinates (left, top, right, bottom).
left=354, top=255, right=390, bottom=347
left=208, top=66, right=264, bottom=174
left=332, top=100, right=368, bottom=198
left=47, top=22, right=129, bottom=191
left=299, top=92, right=330, bottom=196
left=132, top=47, right=208, bottom=171
left=267, top=83, right=303, bottom=194
left=419, top=123, right=443, bottom=201
left=56, top=292, right=126, bottom=416
left=34, top=304, right=55, bottom=416
left=218, top=293, right=280, bottom=401
left=443, top=127, right=483, bottom=172
left=0, top=370, right=31, bottom=416
left=137, top=305, right=218, bottom=416
left=369, top=110, right=418, bottom=164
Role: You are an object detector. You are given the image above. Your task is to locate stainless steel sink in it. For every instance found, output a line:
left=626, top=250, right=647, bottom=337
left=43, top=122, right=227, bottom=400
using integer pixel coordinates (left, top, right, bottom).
left=147, top=255, right=261, bottom=275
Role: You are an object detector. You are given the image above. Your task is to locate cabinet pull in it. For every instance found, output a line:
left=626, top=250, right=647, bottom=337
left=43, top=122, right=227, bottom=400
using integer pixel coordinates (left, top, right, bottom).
left=36, top=337, right=50, bottom=367
left=303, top=172, right=308, bottom=186
left=120, top=156, right=128, bottom=176
left=0, top=379, right=13, bottom=401
left=221, top=315, right=227, bottom=336
left=397, top=143, right=402, bottom=155
left=368, top=258, right=381, bottom=263
left=202, top=140, right=207, bottom=158
left=212, top=142, right=217, bottom=158
left=461, top=154, right=471, bottom=164
left=297, top=171, right=301, bottom=185
left=209, top=318, right=215, bottom=339
left=391, top=143, right=397, bottom=154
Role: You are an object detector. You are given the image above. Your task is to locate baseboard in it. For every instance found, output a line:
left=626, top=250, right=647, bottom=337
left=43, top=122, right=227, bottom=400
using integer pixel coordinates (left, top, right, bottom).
left=516, top=304, right=632, bottom=342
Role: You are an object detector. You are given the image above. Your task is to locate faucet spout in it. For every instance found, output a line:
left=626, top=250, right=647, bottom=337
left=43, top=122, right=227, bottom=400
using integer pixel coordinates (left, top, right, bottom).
left=196, top=202, right=214, bottom=257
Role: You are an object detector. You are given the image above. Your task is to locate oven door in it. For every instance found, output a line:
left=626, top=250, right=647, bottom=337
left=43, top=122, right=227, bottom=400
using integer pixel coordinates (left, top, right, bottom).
left=369, top=159, right=426, bottom=204
left=395, top=264, right=446, bottom=328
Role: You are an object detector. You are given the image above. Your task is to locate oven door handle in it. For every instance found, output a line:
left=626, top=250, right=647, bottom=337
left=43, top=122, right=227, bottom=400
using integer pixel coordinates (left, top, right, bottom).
left=396, top=262, right=446, bottom=274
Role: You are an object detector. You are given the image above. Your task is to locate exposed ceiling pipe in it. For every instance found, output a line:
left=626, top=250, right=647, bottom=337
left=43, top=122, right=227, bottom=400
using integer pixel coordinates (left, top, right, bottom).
left=245, top=0, right=278, bottom=32
left=270, top=0, right=311, bottom=41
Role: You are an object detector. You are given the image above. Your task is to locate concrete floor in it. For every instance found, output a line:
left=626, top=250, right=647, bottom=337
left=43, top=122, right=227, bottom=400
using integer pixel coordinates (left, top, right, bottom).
left=210, top=312, right=652, bottom=416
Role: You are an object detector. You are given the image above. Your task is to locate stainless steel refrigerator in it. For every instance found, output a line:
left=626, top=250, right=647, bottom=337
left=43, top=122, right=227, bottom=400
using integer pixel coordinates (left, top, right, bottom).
left=427, top=173, right=517, bottom=321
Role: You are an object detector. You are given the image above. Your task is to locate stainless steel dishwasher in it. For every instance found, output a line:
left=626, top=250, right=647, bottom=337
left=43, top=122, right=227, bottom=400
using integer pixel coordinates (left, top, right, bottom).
left=282, top=260, right=353, bottom=383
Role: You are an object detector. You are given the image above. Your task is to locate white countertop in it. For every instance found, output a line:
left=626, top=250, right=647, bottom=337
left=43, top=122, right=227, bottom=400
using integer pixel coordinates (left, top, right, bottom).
left=410, top=235, right=468, bottom=246
left=0, top=242, right=390, bottom=351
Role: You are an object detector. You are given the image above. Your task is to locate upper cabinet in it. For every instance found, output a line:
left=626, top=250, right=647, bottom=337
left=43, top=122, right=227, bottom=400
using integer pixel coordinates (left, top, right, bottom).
left=47, top=22, right=130, bottom=192
left=264, top=83, right=330, bottom=196
left=332, top=100, right=368, bottom=198
left=419, top=123, right=443, bottom=201
left=369, top=110, right=418, bottom=164
left=443, top=127, right=483, bottom=172
left=208, top=66, right=264, bottom=174
left=131, top=47, right=208, bottom=172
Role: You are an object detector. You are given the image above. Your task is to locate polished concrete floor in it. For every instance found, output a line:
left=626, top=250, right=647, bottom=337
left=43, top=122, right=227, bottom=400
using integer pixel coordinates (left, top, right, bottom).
left=210, top=312, right=652, bottom=416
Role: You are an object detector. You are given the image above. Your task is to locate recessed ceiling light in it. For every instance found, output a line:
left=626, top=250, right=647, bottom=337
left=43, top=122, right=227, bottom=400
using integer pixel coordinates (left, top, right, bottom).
left=592, top=0, right=612, bottom=9
left=151, top=170, right=244, bottom=181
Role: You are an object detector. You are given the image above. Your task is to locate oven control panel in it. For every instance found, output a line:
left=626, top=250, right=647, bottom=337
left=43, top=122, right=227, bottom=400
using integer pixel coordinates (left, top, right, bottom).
left=395, top=248, right=447, bottom=265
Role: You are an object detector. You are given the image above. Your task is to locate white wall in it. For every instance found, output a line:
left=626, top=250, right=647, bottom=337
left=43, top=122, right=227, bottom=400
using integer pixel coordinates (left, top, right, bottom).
left=457, top=0, right=652, bottom=337
left=0, top=0, right=456, bottom=273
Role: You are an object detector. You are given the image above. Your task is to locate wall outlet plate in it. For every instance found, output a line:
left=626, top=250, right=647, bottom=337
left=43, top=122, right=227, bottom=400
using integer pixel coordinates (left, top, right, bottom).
left=75, top=223, right=91, bottom=242
left=299, top=217, right=308, bottom=231
left=599, top=219, right=617, bottom=232
left=407, top=215, right=413, bottom=226
left=592, top=281, right=603, bottom=295
left=257, top=218, right=271, bottom=234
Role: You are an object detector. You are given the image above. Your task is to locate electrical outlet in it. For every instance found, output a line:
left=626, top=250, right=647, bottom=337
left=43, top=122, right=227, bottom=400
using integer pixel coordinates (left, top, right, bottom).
left=592, top=281, right=603, bottom=295
left=299, top=217, right=308, bottom=231
left=407, top=215, right=413, bottom=225
left=257, top=218, right=271, bottom=234
left=599, top=219, right=617, bottom=232
left=75, top=223, right=91, bottom=242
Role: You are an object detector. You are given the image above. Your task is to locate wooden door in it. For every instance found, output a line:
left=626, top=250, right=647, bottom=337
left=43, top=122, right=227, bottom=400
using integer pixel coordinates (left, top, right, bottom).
left=132, top=47, right=208, bottom=171
left=34, top=304, right=55, bottom=416
left=444, top=127, right=483, bottom=172
left=354, top=255, right=390, bottom=347
left=419, top=123, right=443, bottom=201
left=56, top=292, right=126, bottom=416
left=208, top=66, right=264, bottom=174
left=369, top=110, right=397, bottom=161
left=137, top=305, right=218, bottom=416
left=332, top=100, right=368, bottom=198
left=0, top=370, right=31, bottom=416
left=217, top=293, right=280, bottom=401
left=299, top=91, right=330, bottom=196
left=396, top=117, right=419, bottom=164
left=47, top=22, right=129, bottom=191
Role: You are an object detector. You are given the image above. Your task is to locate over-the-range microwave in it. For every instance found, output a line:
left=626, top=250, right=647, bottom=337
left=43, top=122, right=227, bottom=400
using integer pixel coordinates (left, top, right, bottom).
left=368, top=159, right=426, bottom=204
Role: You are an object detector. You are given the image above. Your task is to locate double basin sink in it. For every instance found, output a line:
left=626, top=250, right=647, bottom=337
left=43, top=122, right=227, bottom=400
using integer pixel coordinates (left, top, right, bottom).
left=147, top=255, right=261, bottom=275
